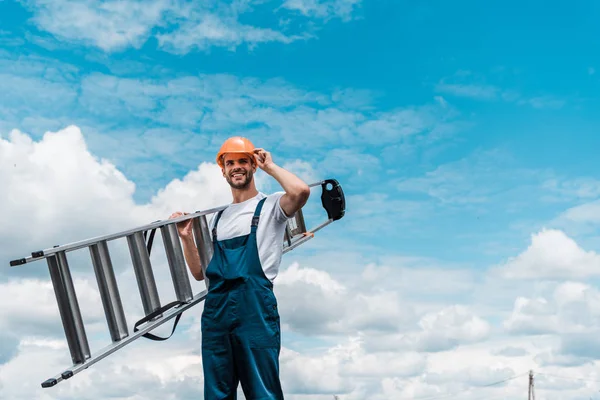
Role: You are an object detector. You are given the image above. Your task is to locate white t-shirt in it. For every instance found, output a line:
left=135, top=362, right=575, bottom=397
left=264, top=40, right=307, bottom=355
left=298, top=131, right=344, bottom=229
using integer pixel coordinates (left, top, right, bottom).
left=203, top=191, right=293, bottom=286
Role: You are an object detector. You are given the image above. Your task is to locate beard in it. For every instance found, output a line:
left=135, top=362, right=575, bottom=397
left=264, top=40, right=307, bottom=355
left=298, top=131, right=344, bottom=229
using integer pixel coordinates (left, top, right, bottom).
left=225, top=168, right=254, bottom=189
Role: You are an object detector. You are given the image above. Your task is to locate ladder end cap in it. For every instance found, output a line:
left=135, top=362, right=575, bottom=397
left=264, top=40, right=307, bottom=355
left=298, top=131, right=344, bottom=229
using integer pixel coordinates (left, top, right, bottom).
left=41, top=378, right=58, bottom=388
left=32, top=250, right=44, bottom=258
left=9, top=258, right=26, bottom=266
left=61, top=370, right=74, bottom=380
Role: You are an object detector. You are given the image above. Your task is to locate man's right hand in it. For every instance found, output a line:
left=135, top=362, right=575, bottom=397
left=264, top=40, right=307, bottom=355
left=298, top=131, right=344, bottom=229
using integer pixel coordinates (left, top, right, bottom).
left=169, top=212, right=193, bottom=239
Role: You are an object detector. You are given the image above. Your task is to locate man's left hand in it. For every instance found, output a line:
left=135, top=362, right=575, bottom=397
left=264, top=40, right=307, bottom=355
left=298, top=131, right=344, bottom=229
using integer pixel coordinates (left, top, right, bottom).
left=253, top=148, right=275, bottom=173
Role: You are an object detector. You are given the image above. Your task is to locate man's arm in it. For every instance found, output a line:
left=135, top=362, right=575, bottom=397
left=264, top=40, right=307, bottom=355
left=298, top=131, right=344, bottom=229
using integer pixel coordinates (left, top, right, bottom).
left=169, top=212, right=204, bottom=281
left=253, top=148, right=310, bottom=218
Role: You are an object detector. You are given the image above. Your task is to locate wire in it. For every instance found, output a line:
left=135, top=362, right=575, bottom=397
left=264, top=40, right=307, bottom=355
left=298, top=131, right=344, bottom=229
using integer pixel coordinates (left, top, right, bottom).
left=400, top=371, right=529, bottom=400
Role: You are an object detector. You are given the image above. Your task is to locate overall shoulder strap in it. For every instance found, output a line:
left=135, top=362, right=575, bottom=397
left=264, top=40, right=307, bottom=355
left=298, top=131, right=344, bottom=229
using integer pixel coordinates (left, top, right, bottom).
left=212, top=209, right=225, bottom=241
left=251, top=197, right=267, bottom=233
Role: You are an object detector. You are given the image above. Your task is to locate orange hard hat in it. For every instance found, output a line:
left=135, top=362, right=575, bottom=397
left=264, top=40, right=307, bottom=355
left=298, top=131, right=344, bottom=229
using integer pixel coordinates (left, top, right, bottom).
left=216, top=136, right=256, bottom=168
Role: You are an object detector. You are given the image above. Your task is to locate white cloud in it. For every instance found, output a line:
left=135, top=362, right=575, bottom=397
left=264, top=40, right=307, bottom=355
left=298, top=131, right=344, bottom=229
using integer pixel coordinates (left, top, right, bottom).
left=282, top=159, right=320, bottom=183
left=501, top=281, right=600, bottom=368
left=74, top=72, right=450, bottom=151
left=395, top=148, right=544, bottom=207
left=435, top=70, right=567, bottom=109
left=402, top=305, right=491, bottom=353
left=498, top=229, right=600, bottom=280
left=155, top=13, right=306, bottom=54
left=493, top=346, right=529, bottom=357
left=504, top=296, right=559, bottom=335
left=21, top=0, right=363, bottom=53
left=282, top=0, right=362, bottom=21
left=275, top=263, right=416, bottom=336
left=523, top=96, right=566, bottom=109
left=26, top=0, right=169, bottom=51
left=555, top=200, right=600, bottom=225
left=435, top=82, right=499, bottom=100
left=541, top=177, right=600, bottom=202
left=281, top=336, right=426, bottom=396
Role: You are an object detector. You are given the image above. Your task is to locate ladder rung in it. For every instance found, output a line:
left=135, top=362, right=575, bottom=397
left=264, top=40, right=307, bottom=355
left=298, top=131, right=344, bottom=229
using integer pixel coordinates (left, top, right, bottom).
left=192, top=215, right=213, bottom=271
left=47, top=252, right=91, bottom=365
left=126, top=232, right=162, bottom=317
left=161, top=224, right=193, bottom=303
left=291, top=208, right=307, bottom=236
left=89, top=240, right=129, bottom=342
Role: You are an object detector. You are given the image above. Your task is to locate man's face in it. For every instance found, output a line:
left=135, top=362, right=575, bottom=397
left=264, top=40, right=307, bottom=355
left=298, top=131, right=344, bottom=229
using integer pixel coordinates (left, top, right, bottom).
left=222, top=153, right=255, bottom=189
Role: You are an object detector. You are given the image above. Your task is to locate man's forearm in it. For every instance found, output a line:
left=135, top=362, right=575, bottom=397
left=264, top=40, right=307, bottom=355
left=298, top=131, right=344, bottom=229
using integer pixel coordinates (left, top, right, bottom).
left=181, top=236, right=204, bottom=281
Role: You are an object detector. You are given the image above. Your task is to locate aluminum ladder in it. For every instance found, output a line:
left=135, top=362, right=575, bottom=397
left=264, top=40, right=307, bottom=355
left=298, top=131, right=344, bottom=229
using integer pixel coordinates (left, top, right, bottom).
left=9, top=179, right=345, bottom=388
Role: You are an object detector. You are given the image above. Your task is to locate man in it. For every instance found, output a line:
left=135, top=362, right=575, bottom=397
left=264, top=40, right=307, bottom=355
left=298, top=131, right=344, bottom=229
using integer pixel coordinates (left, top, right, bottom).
left=169, top=136, right=310, bottom=399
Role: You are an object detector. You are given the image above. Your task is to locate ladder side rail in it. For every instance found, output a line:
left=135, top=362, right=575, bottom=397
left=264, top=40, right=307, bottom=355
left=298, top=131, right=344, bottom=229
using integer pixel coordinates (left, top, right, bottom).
left=282, top=219, right=333, bottom=254
left=12, top=204, right=230, bottom=265
left=10, top=180, right=331, bottom=266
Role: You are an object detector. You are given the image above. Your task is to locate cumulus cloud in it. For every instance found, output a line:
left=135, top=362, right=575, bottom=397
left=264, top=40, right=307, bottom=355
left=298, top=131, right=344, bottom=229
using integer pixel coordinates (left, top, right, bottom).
left=398, top=305, right=491, bottom=353
left=0, top=126, right=232, bottom=273
left=497, top=229, right=600, bottom=280
left=281, top=336, right=427, bottom=396
left=275, top=262, right=415, bottom=336
left=504, top=296, right=559, bottom=335
left=0, top=334, right=206, bottom=400
left=504, top=281, right=600, bottom=336
left=493, top=346, right=529, bottom=357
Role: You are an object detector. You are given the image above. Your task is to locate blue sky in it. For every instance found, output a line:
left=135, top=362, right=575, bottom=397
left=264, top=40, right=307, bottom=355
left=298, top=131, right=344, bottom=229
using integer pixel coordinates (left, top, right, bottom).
left=2, top=0, right=600, bottom=399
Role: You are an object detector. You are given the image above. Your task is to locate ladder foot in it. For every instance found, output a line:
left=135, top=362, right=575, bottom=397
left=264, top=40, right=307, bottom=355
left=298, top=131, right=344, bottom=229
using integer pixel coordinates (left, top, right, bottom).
left=32, top=250, right=44, bottom=258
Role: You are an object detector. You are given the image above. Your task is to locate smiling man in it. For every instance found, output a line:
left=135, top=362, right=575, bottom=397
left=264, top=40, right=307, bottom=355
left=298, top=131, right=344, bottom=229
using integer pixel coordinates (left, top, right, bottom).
left=171, top=136, right=310, bottom=399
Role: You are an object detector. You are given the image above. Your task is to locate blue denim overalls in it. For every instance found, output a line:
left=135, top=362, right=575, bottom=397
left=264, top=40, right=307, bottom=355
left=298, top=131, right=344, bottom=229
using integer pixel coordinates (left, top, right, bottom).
left=201, top=197, right=284, bottom=399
